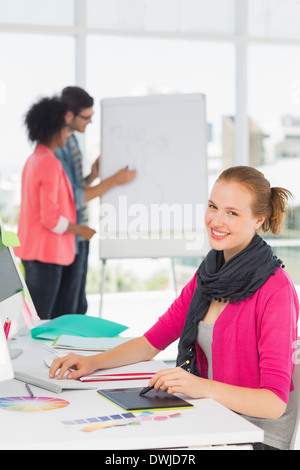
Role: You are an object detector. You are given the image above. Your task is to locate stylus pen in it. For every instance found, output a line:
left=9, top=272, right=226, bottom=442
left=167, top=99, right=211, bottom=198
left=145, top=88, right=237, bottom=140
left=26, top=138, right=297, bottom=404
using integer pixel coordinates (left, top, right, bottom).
left=25, top=383, right=34, bottom=398
left=139, top=360, right=190, bottom=396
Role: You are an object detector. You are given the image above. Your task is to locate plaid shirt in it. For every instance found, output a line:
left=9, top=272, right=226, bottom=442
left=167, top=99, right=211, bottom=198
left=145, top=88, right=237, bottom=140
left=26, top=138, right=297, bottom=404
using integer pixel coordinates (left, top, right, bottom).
left=67, top=134, right=89, bottom=228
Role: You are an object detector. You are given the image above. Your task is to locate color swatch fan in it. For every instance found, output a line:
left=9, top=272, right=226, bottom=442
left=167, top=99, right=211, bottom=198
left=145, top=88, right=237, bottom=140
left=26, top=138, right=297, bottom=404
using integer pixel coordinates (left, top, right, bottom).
left=0, top=396, right=69, bottom=412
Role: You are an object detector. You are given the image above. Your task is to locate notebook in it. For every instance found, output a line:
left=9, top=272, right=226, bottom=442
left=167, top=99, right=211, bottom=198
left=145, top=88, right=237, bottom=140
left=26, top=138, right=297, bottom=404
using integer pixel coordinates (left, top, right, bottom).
left=79, top=360, right=167, bottom=382
left=97, top=387, right=193, bottom=412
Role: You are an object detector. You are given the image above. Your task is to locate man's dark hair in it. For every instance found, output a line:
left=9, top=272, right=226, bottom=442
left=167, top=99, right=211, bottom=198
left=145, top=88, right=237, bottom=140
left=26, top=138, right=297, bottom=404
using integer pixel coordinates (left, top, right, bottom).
left=61, top=86, right=94, bottom=115
left=25, top=96, right=68, bottom=144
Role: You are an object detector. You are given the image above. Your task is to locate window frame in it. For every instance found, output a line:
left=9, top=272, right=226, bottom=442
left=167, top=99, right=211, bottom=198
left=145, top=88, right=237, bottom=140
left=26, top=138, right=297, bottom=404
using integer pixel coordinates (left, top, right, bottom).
left=1, top=0, right=300, bottom=267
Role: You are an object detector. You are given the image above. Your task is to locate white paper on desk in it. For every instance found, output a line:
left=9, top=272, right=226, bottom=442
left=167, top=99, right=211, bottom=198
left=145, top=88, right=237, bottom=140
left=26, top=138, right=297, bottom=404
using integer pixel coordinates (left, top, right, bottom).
left=79, top=360, right=168, bottom=382
left=53, top=335, right=134, bottom=351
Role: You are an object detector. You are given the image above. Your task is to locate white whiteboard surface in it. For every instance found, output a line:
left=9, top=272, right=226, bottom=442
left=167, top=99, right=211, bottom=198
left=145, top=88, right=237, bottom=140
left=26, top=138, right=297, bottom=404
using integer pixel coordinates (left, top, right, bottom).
left=100, top=93, right=208, bottom=259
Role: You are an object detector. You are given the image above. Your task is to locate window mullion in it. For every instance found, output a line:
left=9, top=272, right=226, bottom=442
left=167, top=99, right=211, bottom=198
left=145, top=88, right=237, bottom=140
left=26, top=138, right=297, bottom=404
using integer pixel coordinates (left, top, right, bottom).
left=234, top=0, right=249, bottom=166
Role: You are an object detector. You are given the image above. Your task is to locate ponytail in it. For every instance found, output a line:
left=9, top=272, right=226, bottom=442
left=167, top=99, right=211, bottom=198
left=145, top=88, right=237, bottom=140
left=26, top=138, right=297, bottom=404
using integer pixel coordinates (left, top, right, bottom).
left=261, top=187, right=293, bottom=235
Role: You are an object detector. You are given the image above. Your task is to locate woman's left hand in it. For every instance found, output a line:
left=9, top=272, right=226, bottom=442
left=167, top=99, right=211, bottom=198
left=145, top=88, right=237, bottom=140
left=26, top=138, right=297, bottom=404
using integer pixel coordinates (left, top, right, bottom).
left=148, top=367, right=208, bottom=399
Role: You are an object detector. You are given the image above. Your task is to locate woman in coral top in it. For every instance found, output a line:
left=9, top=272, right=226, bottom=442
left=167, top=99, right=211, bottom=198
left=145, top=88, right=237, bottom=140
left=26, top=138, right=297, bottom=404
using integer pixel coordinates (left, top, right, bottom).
left=15, top=97, right=95, bottom=320
left=50, top=166, right=299, bottom=450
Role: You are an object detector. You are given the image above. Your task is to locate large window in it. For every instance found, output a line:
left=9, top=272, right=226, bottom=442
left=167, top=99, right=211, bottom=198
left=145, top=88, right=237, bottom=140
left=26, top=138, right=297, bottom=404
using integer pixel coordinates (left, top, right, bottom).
left=248, top=44, right=300, bottom=168
left=86, top=35, right=235, bottom=176
left=1, top=0, right=300, bottom=288
left=0, top=33, right=75, bottom=222
left=0, top=33, right=75, bottom=175
left=0, top=0, right=75, bottom=26
left=87, top=0, right=235, bottom=34
left=248, top=43, right=300, bottom=283
left=249, top=0, right=300, bottom=39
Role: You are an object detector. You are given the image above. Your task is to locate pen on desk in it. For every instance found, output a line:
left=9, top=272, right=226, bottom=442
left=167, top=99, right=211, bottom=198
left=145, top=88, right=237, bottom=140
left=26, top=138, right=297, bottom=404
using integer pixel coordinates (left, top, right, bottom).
left=139, top=360, right=190, bottom=396
left=43, top=345, right=62, bottom=360
left=25, top=383, right=34, bottom=398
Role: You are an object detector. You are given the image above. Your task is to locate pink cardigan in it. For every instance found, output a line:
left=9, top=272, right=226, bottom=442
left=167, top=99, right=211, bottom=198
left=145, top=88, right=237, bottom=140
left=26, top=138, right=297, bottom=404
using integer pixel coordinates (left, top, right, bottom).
left=144, top=268, right=299, bottom=404
left=15, top=144, right=76, bottom=266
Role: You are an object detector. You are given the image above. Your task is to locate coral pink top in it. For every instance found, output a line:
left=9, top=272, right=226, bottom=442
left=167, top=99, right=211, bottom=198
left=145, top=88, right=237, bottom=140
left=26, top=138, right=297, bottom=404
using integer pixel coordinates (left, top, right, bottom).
left=144, top=268, right=299, bottom=403
left=15, top=144, right=76, bottom=266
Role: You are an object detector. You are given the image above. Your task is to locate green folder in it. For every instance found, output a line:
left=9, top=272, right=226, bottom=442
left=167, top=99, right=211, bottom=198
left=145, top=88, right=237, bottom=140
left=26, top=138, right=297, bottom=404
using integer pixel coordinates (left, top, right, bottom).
left=31, top=314, right=128, bottom=341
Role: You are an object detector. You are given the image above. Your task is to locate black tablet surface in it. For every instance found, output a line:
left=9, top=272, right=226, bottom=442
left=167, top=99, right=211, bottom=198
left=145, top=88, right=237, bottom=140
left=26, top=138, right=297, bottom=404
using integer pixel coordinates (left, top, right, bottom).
left=97, top=387, right=193, bottom=411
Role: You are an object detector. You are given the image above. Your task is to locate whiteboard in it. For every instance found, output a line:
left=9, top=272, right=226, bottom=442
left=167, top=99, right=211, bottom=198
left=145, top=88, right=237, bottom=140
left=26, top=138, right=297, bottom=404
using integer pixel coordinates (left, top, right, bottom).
left=99, top=93, right=208, bottom=259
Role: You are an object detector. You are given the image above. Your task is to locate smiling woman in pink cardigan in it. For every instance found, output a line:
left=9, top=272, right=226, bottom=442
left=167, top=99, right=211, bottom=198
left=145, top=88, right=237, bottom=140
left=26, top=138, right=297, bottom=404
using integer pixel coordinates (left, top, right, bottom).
left=15, top=97, right=95, bottom=320
left=49, top=166, right=299, bottom=450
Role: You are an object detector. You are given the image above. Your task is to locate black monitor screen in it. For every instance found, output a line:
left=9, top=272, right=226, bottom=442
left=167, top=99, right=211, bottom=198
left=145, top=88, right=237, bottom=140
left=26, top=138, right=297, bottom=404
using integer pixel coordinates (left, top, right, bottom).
left=0, top=229, right=23, bottom=303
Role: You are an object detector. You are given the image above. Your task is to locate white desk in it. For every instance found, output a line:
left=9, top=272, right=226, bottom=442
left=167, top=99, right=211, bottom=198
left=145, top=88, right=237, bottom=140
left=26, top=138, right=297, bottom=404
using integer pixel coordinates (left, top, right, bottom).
left=0, top=335, right=263, bottom=450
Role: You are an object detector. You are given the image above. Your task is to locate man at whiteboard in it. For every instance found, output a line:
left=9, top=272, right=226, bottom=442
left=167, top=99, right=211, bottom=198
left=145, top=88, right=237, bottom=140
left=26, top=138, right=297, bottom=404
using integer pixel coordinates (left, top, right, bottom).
left=54, top=86, right=136, bottom=317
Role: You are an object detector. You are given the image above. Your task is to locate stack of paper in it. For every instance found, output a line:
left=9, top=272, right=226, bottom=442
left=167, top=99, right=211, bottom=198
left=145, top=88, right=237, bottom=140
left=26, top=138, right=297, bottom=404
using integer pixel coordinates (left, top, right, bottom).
left=53, top=335, right=134, bottom=352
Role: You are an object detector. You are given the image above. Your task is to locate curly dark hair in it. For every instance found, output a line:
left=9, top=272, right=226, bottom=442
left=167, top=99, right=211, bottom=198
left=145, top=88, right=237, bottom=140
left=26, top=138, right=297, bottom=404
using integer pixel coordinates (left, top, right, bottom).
left=61, top=86, right=94, bottom=115
left=25, top=96, right=68, bottom=144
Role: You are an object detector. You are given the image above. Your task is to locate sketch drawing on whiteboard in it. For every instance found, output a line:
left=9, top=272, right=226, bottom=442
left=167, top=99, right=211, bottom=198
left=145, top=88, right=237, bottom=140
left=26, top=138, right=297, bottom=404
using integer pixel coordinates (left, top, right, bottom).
left=110, top=124, right=168, bottom=203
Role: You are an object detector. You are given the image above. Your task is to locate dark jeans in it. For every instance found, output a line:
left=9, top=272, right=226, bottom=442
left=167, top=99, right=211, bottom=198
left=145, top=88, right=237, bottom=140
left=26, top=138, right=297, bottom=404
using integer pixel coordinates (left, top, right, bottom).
left=52, top=241, right=90, bottom=318
left=23, top=260, right=64, bottom=320
left=23, top=241, right=90, bottom=320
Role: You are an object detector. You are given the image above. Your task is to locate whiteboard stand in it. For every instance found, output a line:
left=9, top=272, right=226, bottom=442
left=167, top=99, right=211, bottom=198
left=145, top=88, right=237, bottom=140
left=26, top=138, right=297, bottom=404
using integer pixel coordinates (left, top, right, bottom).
left=170, top=258, right=178, bottom=297
left=99, top=258, right=107, bottom=317
left=99, top=257, right=178, bottom=317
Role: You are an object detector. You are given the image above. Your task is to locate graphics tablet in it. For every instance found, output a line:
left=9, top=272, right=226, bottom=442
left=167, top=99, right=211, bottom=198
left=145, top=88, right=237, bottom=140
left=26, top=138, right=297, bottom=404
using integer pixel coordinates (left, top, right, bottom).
left=97, top=387, right=193, bottom=412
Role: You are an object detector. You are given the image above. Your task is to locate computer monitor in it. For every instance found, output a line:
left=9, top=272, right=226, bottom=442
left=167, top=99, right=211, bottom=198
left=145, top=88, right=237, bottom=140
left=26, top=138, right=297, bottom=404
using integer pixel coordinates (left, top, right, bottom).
left=0, top=230, right=23, bottom=303
left=0, top=220, right=25, bottom=382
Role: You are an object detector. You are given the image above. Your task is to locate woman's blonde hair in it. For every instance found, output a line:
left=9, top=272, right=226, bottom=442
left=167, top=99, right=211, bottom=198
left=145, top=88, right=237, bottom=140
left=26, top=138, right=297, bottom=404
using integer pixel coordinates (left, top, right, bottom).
left=217, top=166, right=293, bottom=236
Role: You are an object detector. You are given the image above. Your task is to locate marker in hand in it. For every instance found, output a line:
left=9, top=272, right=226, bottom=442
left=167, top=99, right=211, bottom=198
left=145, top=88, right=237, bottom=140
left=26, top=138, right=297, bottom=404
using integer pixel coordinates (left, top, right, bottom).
left=139, top=360, right=190, bottom=396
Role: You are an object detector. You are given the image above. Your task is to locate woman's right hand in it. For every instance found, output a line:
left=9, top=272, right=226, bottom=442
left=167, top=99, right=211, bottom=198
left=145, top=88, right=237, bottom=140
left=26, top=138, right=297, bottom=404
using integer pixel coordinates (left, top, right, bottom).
left=49, top=353, right=98, bottom=380
left=67, top=223, right=96, bottom=240
left=113, top=168, right=136, bottom=185
left=78, top=225, right=96, bottom=241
